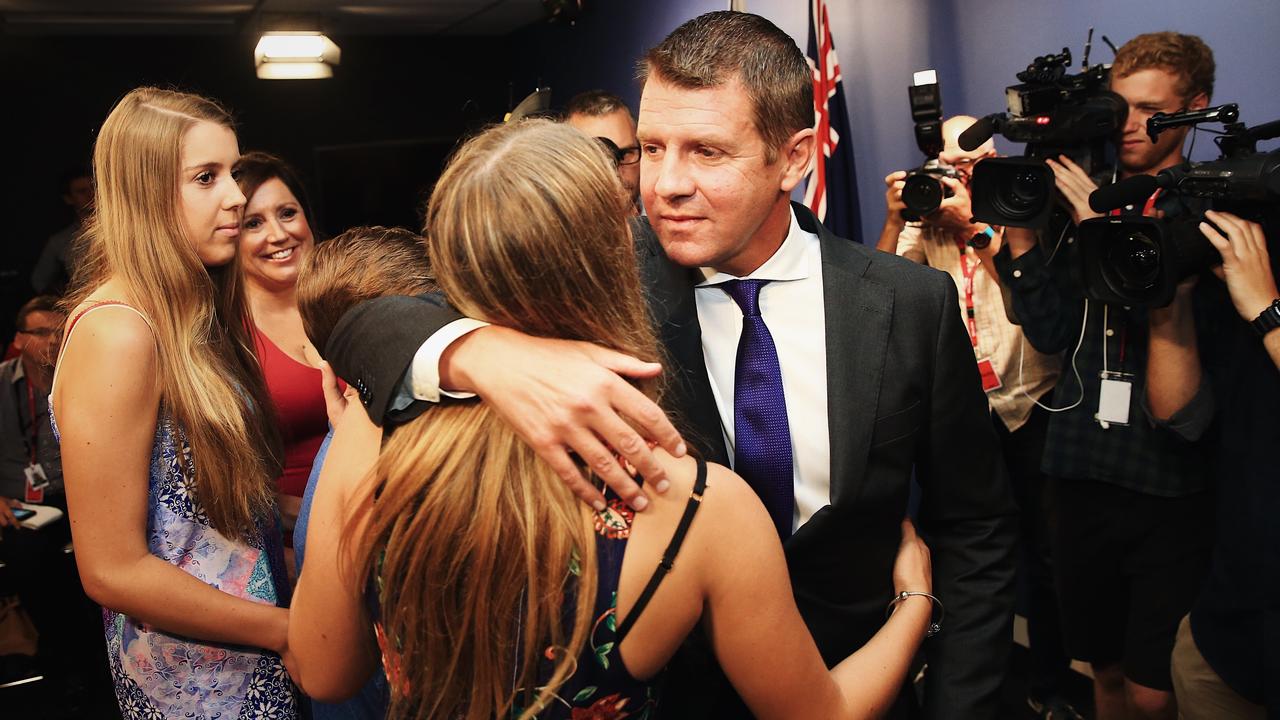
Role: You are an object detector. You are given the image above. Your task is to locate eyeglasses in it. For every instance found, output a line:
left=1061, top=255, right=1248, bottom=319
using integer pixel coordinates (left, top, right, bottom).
left=18, top=327, right=59, bottom=338
left=596, top=137, right=640, bottom=166
left=614, top=145, right=640, bottom=166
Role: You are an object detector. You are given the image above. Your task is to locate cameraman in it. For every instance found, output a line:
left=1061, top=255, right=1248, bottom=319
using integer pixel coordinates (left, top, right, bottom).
left=877, top=117, right=1074, bottom=719
left=1147, top=210, right=1277, bottom=719
left=992, top=32, right=1217, bottom=720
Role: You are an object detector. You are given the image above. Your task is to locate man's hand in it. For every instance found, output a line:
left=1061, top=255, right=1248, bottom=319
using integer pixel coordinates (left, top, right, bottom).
left=1046, top=155, right=1102, bottom=226
left=0, top=497, right=23, bottom=529
left=1201, top=210, right=1279, bottom=322
left=883, top=171, right=908, bottom=227
left=927, top=176, right=979, bottom=236
left=443, top=326, right=686, bottom=512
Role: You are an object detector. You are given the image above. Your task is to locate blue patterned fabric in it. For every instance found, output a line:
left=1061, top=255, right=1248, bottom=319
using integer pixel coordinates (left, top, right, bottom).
left=51, top=405, right=298, bottom=719
left=721, top=279, right=794, bottom=538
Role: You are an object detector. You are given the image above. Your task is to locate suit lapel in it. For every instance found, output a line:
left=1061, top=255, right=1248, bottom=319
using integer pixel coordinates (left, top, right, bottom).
left=635, top=218, right=730, bottom=465
left=800, top=206, right=893, bottom=506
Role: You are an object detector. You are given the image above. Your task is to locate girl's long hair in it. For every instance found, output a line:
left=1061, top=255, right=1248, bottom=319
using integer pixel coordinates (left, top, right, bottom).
left=65, top=87, right=281, bottom=541
left=351, top=119, right=662, bottom=720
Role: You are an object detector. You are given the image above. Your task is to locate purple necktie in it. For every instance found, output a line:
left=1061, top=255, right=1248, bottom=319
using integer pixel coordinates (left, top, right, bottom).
left=722, top=279, right=794, bottom=539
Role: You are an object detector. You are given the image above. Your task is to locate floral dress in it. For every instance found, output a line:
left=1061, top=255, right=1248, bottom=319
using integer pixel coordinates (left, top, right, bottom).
left=52, top=301, right=297, bottom=720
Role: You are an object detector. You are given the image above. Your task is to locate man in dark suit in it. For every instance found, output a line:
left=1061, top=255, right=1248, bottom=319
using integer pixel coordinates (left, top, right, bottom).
left=327, top=11, right=1016, bottom=719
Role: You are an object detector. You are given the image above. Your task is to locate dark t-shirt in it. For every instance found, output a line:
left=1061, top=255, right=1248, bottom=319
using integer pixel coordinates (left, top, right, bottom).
left=1184, top=276, right=1279, bottom=707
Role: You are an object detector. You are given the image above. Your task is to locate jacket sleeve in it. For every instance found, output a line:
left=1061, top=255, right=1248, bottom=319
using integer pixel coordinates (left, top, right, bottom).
left=324, top=293, right=464, bottom=425
left=916, top=277, right=1019, bottom=720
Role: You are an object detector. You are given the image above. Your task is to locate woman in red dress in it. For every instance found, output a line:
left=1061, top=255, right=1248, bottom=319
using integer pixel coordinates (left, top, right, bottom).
left=233, top=152, right=328, bottom=580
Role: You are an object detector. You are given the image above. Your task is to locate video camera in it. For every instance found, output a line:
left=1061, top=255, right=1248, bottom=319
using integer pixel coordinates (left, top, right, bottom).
left=963, top=31, right=1129, bottom=228
left=899, top=70, right=960, bottom=221
left=1078, top=104, right=1280, bottom=306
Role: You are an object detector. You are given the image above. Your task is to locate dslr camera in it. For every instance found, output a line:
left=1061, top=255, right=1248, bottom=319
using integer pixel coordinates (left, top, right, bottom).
left=963, top=37, right=1128, bottom=228
left=899, top=70, right=961, bottom=221
left=1078, top=104, right=1280, bottom=306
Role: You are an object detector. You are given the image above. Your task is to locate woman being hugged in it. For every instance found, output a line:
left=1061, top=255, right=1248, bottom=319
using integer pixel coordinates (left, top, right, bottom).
left=53, top=87, right=297, bottom=719
left=291, top=119, right=933, bottom=720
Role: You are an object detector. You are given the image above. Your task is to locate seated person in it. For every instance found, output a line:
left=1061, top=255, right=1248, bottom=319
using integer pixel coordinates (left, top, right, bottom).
left=288, top=225, right=439, bottom=720
left=287, top=119, right=938, bottom=719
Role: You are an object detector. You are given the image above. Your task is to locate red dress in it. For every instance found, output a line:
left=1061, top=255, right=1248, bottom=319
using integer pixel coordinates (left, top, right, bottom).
left=252, top=325, right=330, bottom=500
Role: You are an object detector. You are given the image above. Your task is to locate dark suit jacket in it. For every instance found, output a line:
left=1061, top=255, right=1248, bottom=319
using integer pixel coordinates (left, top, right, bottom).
left=326, top=203, right=1017, bottom=720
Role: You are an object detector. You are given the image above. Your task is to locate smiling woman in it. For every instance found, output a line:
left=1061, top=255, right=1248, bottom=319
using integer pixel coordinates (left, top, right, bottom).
left=231, top=152, right=332, bottom=578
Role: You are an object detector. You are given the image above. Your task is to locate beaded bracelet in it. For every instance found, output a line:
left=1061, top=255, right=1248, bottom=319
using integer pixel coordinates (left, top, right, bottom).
left=885, top=590, right=944, bottom=638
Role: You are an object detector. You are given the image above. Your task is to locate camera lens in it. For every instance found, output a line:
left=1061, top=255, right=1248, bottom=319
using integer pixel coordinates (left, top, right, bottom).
left=901, top=173, right=945, bottom=216
left=1102, top=231, right=1162, bottom=293
left=991, top=168, right=1049, bottom=221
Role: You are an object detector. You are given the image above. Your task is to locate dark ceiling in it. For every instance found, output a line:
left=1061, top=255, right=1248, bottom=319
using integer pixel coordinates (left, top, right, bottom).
left=0, top=0, right=548, bottom=35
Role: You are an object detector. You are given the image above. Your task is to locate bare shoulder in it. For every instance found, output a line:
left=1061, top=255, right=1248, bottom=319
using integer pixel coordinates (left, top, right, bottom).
left=62, top=302, right=157, bottom=366
left=55, top=301, right=159, bottom=409
left=644, top=452, right=777, bottom=548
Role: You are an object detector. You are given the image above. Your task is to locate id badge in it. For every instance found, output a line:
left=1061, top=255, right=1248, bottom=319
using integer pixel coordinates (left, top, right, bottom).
left=24, top=462, right=48, bottom=503
left=1096, top=371, right=1133, bottom=427
left=976, top=357, right=1003, bottom=393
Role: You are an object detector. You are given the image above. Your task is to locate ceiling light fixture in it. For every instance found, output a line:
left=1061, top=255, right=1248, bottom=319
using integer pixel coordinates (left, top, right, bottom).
left=255, top=31, right=340, bottom=80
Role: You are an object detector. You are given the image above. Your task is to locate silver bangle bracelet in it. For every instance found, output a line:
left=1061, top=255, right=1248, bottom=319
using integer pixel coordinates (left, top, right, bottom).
left=885, top=590, right=944, bottom=638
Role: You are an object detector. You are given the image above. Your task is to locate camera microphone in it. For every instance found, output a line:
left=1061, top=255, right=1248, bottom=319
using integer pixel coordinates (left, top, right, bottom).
left=1088, top=174, right=1158, bottom=213
left=959, top=115, right=998, bottom=151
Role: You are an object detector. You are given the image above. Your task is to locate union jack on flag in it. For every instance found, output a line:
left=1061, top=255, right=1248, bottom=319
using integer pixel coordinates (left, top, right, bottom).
left=804, top=0, right=863, bottom=242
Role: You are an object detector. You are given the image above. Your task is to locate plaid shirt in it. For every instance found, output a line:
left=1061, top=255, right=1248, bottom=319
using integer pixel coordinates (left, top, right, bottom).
left=993, top=201, right=1210, bottom=497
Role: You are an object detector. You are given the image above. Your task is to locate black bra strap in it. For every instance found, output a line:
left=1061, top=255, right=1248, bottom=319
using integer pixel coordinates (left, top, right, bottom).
left=615, top=457, right=708, bottom=644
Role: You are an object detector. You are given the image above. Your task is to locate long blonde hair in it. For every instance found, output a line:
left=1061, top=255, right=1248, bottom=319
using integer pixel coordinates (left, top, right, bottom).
left=66, top=87, right=281, bottom=541
left=352, top=119, right=661, bottom=720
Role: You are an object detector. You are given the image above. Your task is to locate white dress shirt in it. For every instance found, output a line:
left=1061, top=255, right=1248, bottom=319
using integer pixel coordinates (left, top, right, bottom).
left=696, top=208, right=830, bottom=532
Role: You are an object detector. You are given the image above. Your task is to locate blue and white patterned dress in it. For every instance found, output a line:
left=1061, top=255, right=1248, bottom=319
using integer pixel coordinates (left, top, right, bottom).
left=52, top=302, right=298, bottom=720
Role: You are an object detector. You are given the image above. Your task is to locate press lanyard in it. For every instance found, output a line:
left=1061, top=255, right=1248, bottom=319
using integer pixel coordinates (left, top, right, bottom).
left=955, top=239, right=980, bottom=348
left=11, top=374, right=38, bottom=464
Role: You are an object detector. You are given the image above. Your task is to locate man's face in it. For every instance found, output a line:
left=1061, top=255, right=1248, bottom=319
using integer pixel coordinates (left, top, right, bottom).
left=637, top=76, right=801, bottom=276
left=63, top=175, right=94, bottom=217
left=1111, top=68, right=1207, bottom=176
left=566, top=108, right=640, bottom=207
left=15, top=310, right=64, bottom=371
left=938, top=124, right=997, bottom=188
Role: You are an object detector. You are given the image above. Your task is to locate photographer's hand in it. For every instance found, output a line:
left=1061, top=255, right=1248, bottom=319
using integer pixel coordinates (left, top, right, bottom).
left=930, top=176, right=979, bottom=236
left=876, top=171, right=909, bottom=253
left=0, top=496, right=21, bottom=529
left=1200, top=211, right=1279, bottom=322
left=1046, top=155, right=1102, bottom=226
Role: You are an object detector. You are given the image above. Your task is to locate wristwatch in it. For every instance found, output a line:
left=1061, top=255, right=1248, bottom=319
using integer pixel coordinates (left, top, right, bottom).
left=967, top=225, right=996, bottom=249
left=1251, top=298, right=1280, bottom=337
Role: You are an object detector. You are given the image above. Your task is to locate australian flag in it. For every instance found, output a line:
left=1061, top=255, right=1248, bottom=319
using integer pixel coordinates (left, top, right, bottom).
left=804, top=0, right=863, bottom=243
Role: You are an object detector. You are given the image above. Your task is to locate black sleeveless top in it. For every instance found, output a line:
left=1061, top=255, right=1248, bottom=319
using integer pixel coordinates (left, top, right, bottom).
left=519, top=456, right=709, bottom=719
left=372, top=457, right=708, bottom=719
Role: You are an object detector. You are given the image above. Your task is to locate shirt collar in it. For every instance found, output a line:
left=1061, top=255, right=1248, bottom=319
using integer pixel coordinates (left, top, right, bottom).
left=696, top=206, right=815, bottom=287
left=7, top=358, right=25, bottom=385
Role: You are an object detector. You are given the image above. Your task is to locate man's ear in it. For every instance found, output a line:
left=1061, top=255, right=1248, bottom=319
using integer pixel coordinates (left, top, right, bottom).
left=779, top=127, right=816, bottom=193
left=1187, top=92, right=1209, bottom=112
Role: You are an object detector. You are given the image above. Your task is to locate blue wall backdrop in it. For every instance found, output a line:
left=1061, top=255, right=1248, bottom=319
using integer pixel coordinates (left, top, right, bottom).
left=509, top=0, right=1280, bottom=246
